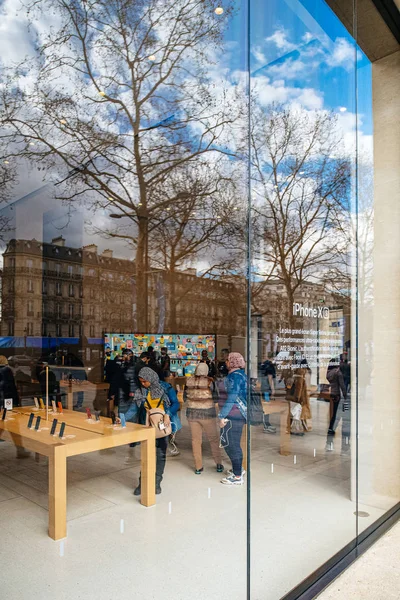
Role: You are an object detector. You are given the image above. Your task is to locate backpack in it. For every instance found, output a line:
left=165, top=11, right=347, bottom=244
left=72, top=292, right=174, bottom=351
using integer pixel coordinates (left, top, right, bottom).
left=144, top=398, right=172, bottom=439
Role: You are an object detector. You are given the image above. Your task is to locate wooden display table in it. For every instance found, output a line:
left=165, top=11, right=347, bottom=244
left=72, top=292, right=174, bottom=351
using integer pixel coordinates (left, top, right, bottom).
left=59, top=381, right=110, bottom=411
left=0, top=408, right=155, bottom=541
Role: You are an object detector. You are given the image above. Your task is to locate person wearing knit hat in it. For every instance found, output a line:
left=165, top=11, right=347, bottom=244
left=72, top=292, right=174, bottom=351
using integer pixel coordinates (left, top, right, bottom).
left=218, top=352, right=247, bottom=485
left=132, top=367, right=179, bottom=496
left=186, top=362, right=224, bottom=475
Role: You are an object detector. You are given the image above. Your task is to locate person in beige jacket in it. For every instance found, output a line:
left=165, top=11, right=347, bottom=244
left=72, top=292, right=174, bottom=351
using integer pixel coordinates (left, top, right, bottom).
left=186, top=362, right=224, bottom=474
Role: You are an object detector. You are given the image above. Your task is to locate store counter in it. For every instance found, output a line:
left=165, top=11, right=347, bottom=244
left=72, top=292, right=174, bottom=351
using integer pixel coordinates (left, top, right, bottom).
left=0, top=408, right=156, bottom=540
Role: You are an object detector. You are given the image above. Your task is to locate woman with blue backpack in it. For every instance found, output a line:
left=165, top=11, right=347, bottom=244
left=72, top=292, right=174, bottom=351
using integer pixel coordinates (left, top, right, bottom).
left=218, top=352, right=247, bottom=486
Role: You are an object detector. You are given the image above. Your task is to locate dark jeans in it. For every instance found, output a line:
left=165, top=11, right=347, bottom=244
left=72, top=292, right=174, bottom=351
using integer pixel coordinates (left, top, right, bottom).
left=328, top=395, right=340, bottom=431
left=222, top=418, right=245, bottom=477
left=138, top=436, right=168, bottom=488
left=156, top=437, right=168, bottom=484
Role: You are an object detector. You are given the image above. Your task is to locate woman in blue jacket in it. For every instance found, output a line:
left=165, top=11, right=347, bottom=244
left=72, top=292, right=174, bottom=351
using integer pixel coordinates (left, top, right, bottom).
left=218, top=353, right=247, bottom=486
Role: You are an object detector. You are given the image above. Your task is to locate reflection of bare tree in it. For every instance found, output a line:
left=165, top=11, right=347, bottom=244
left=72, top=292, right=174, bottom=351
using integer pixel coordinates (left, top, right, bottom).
left=250, top=103, right=351, bottom=325
left=0, top=0, right=237, bottom=330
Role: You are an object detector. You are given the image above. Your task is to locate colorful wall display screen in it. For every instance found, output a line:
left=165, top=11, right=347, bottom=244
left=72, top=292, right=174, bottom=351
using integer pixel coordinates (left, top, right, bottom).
left=104, top=333, right=216, bottom=376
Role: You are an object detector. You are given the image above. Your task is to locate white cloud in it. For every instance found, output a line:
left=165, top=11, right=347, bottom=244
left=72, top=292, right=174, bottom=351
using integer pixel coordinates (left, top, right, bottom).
left=265, top=29, right=296, bottom=53
left=252, top=76, right=324, bottom=111
left=302, top=32, right=314, bottom=43
left=327, top=38, right=355, bottom=71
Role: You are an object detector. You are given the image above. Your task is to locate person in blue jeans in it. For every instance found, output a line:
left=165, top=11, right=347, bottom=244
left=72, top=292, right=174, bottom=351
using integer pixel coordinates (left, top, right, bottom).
left=219, top=352, right=247, bottom=486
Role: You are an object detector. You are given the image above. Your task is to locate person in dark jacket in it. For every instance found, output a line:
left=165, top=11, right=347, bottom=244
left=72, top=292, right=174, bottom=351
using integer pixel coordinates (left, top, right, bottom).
left=326, top=358, right=347, bottom=435
left=0, top=355, right=20, bottom=408
left=0, top=356, right=30, bottom=458
left=160, top=347, right=171, bottom=379
left=134, top=352, right=151, bottom=386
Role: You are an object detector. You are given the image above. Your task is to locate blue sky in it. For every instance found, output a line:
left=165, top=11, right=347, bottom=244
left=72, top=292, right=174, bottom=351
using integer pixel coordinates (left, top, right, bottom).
left=223, top=0, right=372, bottom=136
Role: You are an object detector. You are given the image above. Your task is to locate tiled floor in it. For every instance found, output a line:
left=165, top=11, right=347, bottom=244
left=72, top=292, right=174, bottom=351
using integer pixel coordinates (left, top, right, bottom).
left=0, top=398, right=396, bottom=600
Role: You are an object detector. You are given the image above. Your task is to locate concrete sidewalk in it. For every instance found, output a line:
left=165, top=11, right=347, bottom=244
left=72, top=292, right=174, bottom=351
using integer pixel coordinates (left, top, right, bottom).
left=317, top=521, right=400, bottom=600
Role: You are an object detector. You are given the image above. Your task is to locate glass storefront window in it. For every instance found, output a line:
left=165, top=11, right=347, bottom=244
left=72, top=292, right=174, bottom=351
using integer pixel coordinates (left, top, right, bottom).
left=0, top=1, right=399, bottom=599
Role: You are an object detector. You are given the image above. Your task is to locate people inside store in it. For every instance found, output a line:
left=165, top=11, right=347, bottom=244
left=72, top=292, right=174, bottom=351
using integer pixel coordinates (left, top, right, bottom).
left=200, top=349, right=217, bottom=379
left=160, top=347, right=171, bottom=379
left=186, top=362, right=224, bottom=474
left=217, top=348, right=230, bottom=377
left=0, top=355, right=30, bottom=459
left=286, top=365, right=312, bottom=435
left=134, top=351, right=151, bottom=385
left=147, top=349, right=163, bottom=379
left=326, top=358, right=348, bottom=438
left=259, top=356, right=276, bottom=401
left=218, top=352, right=247, bottom=485
left=259, top=355, right=277, bottom=434
left=340, top=352, right=351, bottom=393
left=133, top=367, right=179, bottom=496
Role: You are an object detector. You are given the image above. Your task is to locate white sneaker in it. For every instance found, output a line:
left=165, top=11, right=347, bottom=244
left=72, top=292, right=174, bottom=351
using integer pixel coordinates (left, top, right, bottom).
left=226, top=467, right=246, bottom=477
left=221, top=475, right=243, bottom=486
left=169, top=440, right=180, bottom=456
left=263, top=425, right=277, bottom=433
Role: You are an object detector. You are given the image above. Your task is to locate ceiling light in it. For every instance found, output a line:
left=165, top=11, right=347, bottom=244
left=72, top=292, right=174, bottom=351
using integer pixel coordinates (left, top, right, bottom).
left=4, top=160, right=9, bottom=164
left=108, top=197, right=113, bottom=200
left=339, top=107, right=347, bottom=112
left=60, top=119, right=67, bottom=125
left=167, top=207, right=171, bottom=211
left=215, top=7, right=224, bottom=14
left=29, top=142, right=35, bottom=146
left=99, top=91, right=106, bottom=97
left=148, top=55, right=156, bottom=61
left=138, top=202, right=143, bottom=206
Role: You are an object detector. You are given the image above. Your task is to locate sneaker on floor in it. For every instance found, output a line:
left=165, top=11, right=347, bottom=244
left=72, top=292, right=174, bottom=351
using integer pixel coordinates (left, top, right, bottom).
left=226, top=467, right=246, bottom=477
left=169, top=443, right=180, bottom=456
left=221, top=475, right=243, bottom=486
left=325, top=442, right=334, bottom=452
left=263, top=425, right=277, bottom=433
left=133, top=485, right=141, bottom=496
